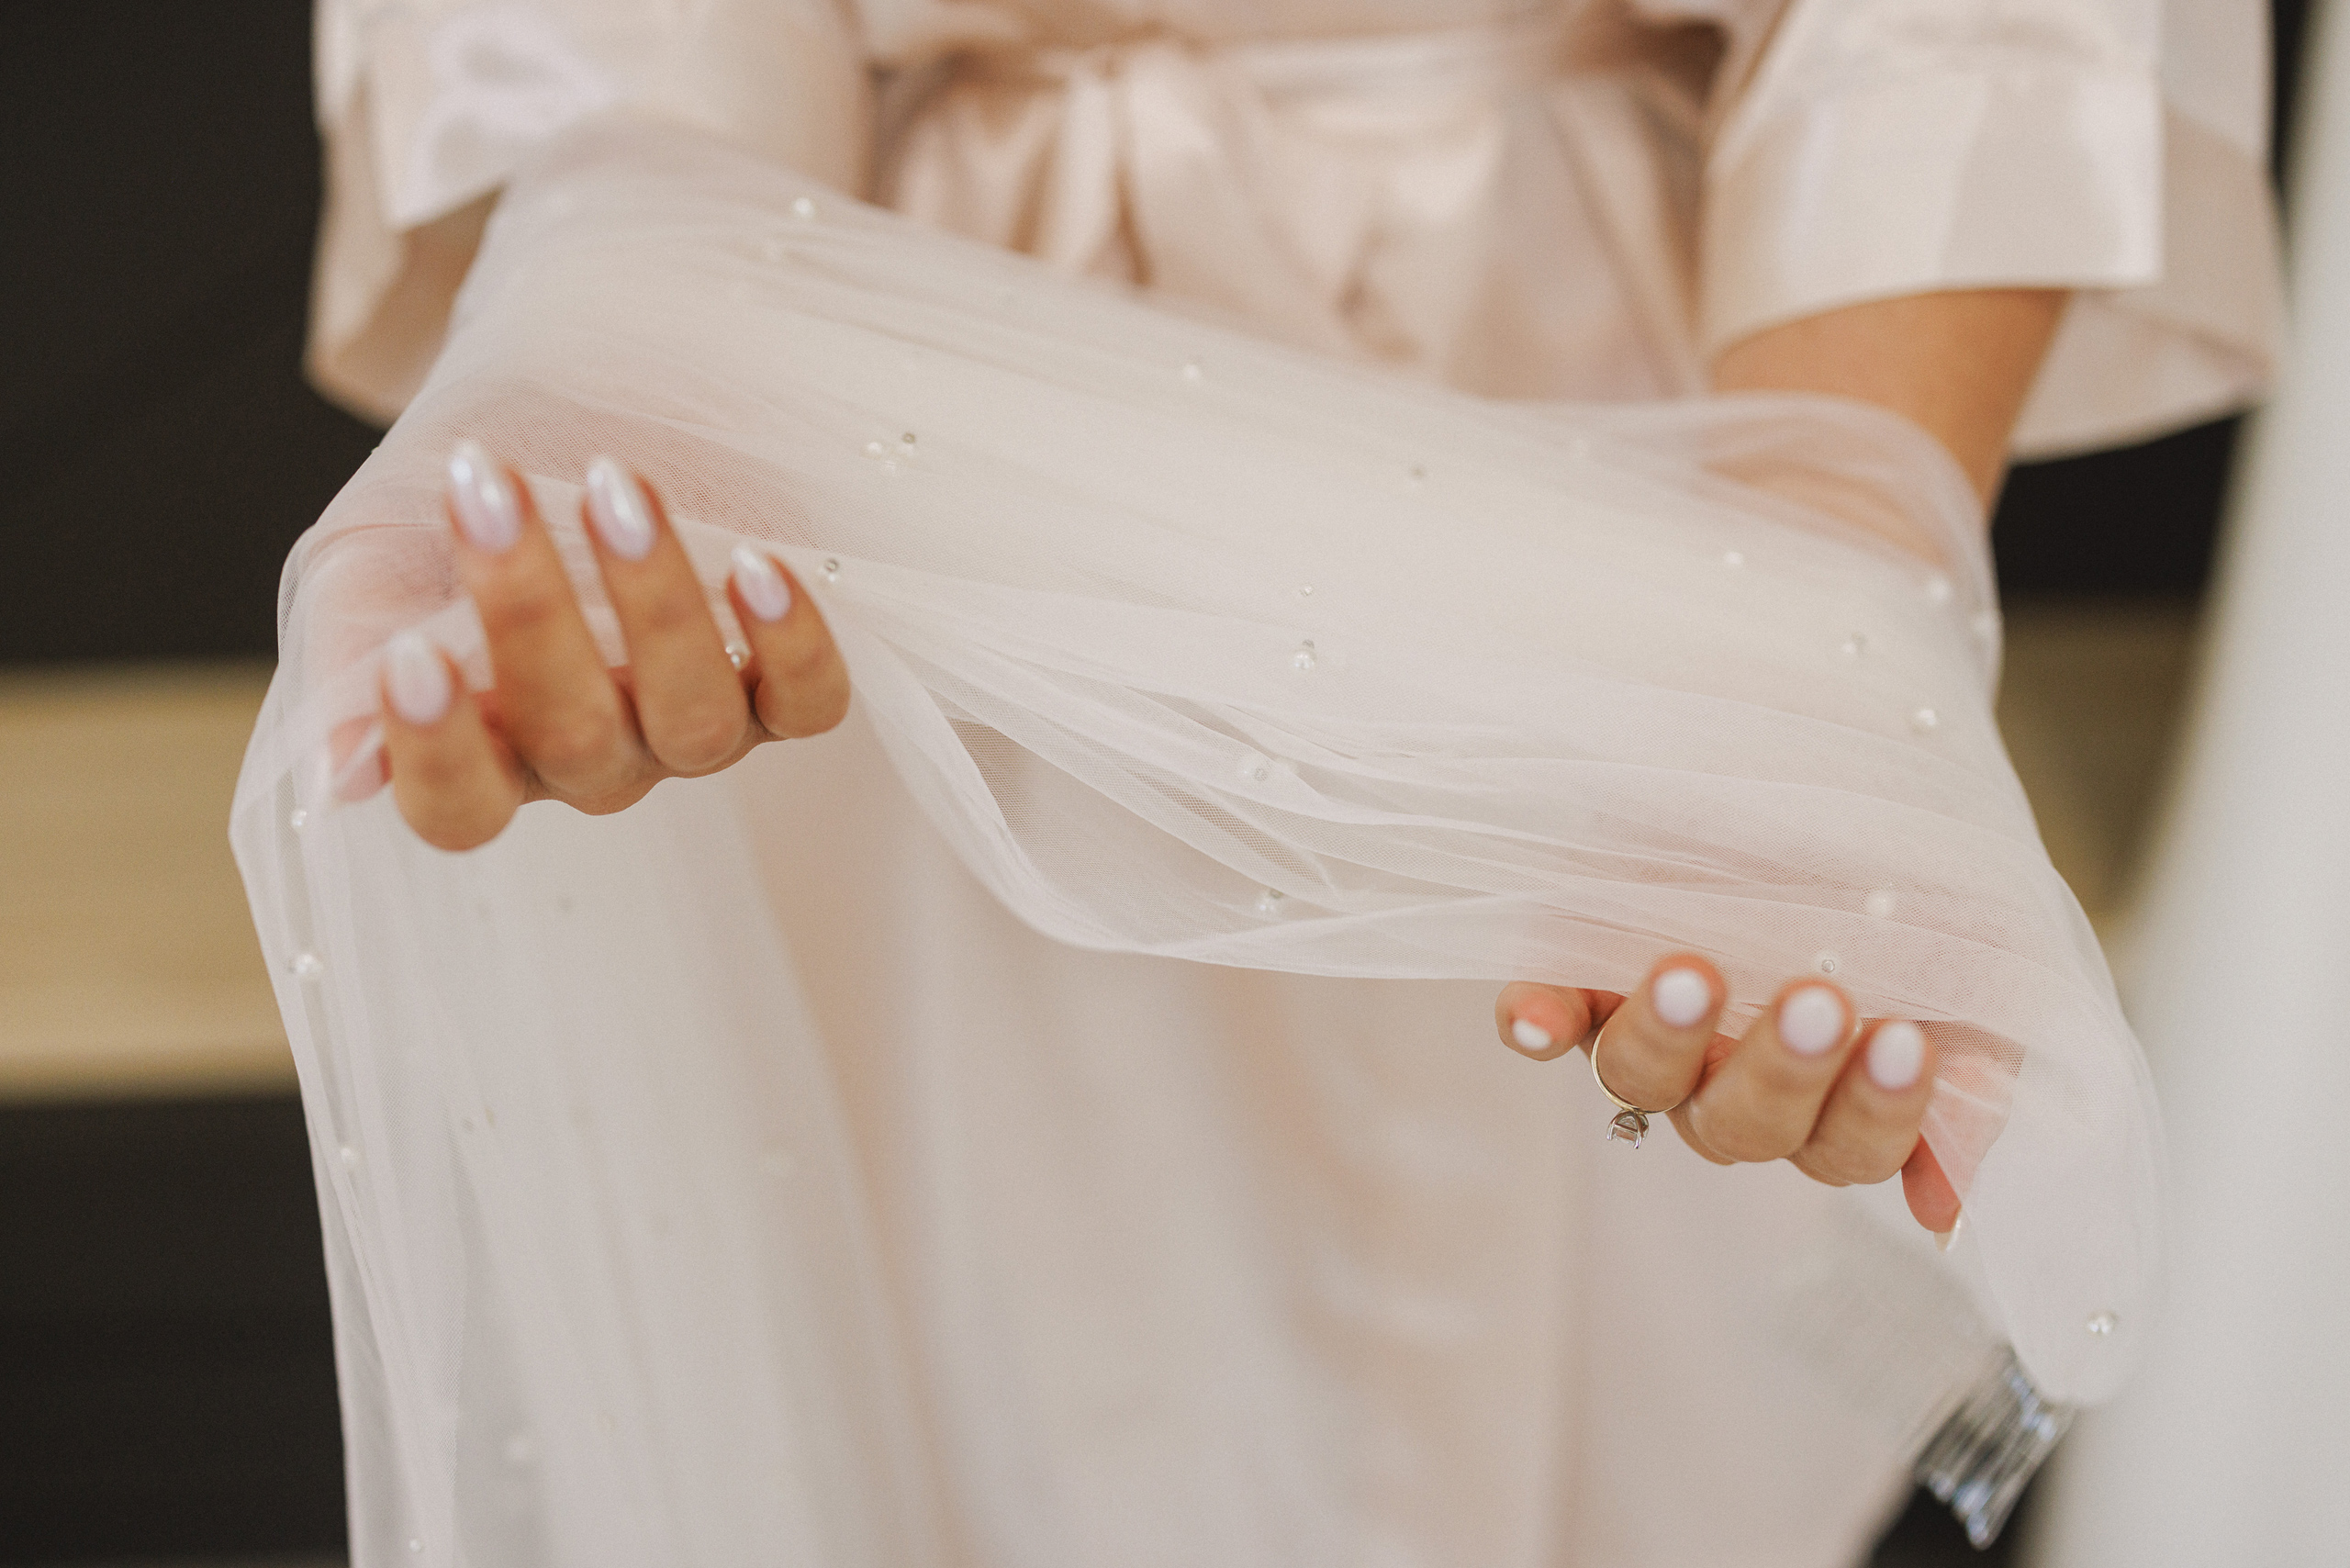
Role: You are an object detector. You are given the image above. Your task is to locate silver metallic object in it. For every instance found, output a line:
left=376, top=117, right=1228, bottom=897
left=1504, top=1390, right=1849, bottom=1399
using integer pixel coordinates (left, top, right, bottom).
left=1589, top=1030, right=1668, bottom=1148
left=1914, top=1347, right=2073, bottom=1546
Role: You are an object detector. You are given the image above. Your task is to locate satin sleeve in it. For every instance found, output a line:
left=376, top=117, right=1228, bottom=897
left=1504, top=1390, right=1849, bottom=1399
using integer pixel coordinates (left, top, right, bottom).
left=308, top=0, right=872, bottom=421
left=1688, top=0, right=2280, bottom=457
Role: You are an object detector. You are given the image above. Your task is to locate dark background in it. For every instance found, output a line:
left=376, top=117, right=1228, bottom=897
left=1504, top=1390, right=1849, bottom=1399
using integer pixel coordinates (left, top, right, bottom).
left=0, top=1, right=2311, bottom=1561
left=0, top=1098, right=341, bottom=1562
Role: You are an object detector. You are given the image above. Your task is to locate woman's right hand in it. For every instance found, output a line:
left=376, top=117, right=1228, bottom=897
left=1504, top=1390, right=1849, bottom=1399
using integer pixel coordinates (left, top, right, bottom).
left=375, top=442, right=851, bottom=851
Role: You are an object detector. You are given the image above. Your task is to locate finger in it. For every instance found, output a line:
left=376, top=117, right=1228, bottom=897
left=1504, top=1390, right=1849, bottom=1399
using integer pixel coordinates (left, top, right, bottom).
left=1792, top=1020, right=1937, bottom=1187
left=1680, top=980, right=1855, bottom=1163
left=380, top=632, right=527, bottom=851
left=582, top=458, right=755, bottom=775
left=448, top=440, right=642, bottom=801
left=728, top=546, right=852, bottom=740
left=317, top=526, right=457, bottom=803
left=1494, top=981, right=1612, bottom=1062
left=329, top=715, right=390, bottom=801
left=1904, top=1136, right=1964, bottom=1236
left=1583, top=955, right=1724, bottom=1113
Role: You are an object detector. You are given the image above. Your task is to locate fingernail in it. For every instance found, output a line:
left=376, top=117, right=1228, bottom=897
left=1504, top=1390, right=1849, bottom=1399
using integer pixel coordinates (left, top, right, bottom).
left=1867, top=1020, right=1927, bottom=1090
left=385, top=632, right=453, bottom=725
left=449, top=439, right=520, bottom=553
left=1935, top=1213, right=1965, bottom=1253
left=1651, top=967, right=1711, bottom=1028
left=1776, top=985, right=1846, bottom=1055
left=1510, top=1017, right=1552, bottom=1053
left=584, top=456, right=655, bottom=560
left=731, top=543, right=792, bottom=622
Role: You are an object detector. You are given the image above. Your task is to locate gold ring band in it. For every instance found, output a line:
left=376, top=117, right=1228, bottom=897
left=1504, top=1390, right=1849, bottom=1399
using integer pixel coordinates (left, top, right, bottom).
left=1590, top=1026, right=1670, bottom=1148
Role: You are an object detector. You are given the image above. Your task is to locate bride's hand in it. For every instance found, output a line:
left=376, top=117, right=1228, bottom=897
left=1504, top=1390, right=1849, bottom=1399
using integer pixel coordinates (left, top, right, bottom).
left=375, top=442, right=850, bottom=850
left=382, top=442, right=1962, bottom=1233
left=1494, top=962, right=1963, bottom=1235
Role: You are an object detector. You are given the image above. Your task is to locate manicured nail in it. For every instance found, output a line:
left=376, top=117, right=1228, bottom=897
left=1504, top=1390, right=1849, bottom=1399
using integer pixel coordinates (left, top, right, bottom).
left=1510, top=1017, right=1552, bottom=1053
left=1777, top=985, right=1846, bottom=1055
left=385, top=632, right=453, bottom=725
left=1652, top=967, right=1711, bottom=1028
left=584, top=456, right=655, bottom=560
left=731, top=543, right=792, bottom=622
left=1935, top=1213, right=1965, bottom=1253
left=449, top=439, right=520, bottom=553
left=1867, top=1020, right=1927, bottom=1090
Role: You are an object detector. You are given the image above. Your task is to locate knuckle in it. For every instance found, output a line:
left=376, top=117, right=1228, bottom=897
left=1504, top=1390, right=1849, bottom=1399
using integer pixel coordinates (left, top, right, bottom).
left=1791, top=1158, right=1852, bottom=1189
left=1723, top=1133, right=1802, bottom=1165
left=408, top=801, right=504, bottom=853
left=758, top=666, right=853, bottom=740
left=1822, top=1102, right=1926, bottom=1185
left=1850, top=1152, right=1905, bottom=1186
left=650, top=710, right=745, bottom=774
left=1691, top=1106, right=1804, bottom=1165
left=525, top=711, right=621, bottom=778
left=1806, top=1140, right=1903, bottom=1187
left=570, top=779, right=654, bottom=817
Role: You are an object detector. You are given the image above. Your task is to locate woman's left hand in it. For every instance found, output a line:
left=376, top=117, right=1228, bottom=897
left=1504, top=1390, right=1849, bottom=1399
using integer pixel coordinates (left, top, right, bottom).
left=1495, top=959, right=1961, bottom=1235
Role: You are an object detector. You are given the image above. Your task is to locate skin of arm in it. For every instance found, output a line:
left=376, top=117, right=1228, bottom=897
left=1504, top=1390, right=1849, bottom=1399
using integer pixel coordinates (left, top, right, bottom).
left=1710, top=287, right=2071, bottom=507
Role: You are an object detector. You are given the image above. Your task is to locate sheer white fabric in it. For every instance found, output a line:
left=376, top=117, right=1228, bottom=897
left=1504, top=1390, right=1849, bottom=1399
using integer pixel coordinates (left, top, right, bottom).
left=243, top=118, right=2155, bottom=1563
left=243, top=0, right=2280, bottom=1561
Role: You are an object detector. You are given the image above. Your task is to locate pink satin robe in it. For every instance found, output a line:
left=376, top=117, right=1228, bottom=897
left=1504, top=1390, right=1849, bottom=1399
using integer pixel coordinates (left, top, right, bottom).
left=294, top=2, right=2277, bottom=1562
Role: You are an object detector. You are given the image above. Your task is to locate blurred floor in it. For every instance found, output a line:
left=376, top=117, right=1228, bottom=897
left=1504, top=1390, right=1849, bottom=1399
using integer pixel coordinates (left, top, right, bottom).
left=0, top=663, right=286, bottom=1099
left=0, top=601, right=2201, bottom=1564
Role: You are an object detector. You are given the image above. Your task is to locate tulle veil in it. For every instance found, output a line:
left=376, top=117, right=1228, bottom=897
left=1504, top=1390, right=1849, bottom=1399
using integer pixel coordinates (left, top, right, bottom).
left=234, top=119, right=2159, bottom=1561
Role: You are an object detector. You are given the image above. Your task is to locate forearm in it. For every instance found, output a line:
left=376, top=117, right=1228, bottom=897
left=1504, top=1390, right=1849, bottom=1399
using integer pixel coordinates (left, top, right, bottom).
left=1710, top=289, right=2069, bottom=510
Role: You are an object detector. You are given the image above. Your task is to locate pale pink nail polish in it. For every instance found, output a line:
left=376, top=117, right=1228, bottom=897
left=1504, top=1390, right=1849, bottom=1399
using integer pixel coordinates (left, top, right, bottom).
left=449, top=440, right=520, bottom=553
left=1935, top=1213, right=1965, bottom=1252
left=1867, top=1020, right=1927, bottom=1090
left=1651, top=967, right=1711, bottom=1028
left=385, top=632, right=453, bottom=725
left=1510, top=1018, right=1552, bottom=1053
left=585, top=456, right=655, bottom=561
left=731, top=544, right=792, bottom=622
left=1777, top=986, right=1846, bottom=1055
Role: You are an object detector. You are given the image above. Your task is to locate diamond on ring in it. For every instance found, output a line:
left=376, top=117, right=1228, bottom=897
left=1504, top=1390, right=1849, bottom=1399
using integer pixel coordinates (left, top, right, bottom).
left=1591, top=1028, right=1667, bottom=1150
